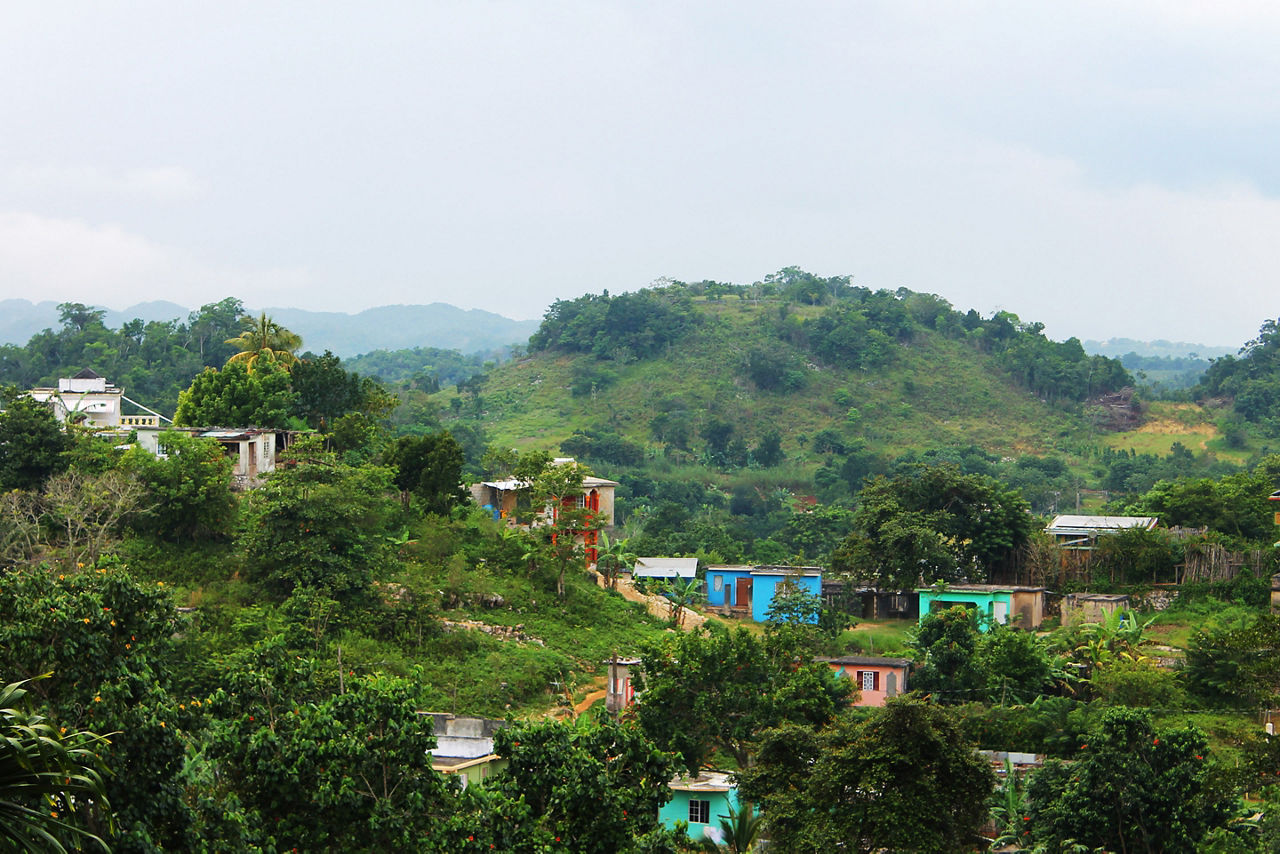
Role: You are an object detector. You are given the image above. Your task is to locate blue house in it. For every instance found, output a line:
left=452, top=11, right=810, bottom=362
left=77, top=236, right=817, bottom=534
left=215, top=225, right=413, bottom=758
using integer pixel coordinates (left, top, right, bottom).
left=658, top=771, right=740, bottom=843
left=750, top=566, right=822, bottom=622
left=706, top=565, right=823, bottom=622
left=705, top=565, right=754, bottom=612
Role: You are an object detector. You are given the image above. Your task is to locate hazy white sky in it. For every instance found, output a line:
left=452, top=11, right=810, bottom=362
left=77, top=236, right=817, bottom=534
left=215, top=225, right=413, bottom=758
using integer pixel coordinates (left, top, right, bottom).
left=2, top=1, right=1277, bottom=346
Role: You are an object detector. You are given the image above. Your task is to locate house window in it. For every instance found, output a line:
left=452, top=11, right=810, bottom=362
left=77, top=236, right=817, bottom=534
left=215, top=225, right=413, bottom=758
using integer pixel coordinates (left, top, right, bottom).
left=689, top=799, right=711, bottom=824
left=858, top=670, right=879, bottom=692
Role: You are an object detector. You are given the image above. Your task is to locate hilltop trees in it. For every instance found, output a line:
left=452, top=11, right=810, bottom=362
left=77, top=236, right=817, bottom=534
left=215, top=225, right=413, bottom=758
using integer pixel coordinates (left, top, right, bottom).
left=224, top=312, right=303, bottom=368
left=174, top=355, right=297, bottom=428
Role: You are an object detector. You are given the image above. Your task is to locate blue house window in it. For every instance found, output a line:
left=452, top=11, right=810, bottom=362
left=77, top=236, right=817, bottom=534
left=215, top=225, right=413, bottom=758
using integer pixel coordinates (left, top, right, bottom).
left=689, top=799, right=711, bottom=824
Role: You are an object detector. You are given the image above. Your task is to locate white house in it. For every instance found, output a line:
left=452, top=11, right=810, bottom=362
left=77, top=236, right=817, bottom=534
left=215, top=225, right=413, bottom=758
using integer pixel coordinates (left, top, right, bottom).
left=27, top=369, right=162, bottom=431
left=135, top=426, right=296, bottom=490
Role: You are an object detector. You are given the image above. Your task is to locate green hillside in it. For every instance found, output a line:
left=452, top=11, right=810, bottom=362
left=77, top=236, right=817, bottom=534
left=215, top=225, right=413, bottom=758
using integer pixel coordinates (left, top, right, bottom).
left=431, top=279, right=1123, bottom=505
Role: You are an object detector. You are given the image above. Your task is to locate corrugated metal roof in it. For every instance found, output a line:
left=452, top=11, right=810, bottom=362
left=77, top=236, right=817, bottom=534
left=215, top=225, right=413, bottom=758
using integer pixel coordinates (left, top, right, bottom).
left=634, top=558, right=698, bottom=578
left=1045, top=515, right=1158, bottom=533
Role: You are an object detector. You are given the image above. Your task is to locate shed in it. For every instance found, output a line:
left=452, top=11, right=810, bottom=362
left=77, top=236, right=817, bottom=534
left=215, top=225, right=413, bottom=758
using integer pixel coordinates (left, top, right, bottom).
left=1061, top=593, right=1130, bottom=626
left=705, top=565, right=754, bottom=613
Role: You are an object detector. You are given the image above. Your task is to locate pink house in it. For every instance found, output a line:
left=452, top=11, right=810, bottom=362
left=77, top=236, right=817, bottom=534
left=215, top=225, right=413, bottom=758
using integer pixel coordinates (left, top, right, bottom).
left=820, top=656, right=911, bottom=707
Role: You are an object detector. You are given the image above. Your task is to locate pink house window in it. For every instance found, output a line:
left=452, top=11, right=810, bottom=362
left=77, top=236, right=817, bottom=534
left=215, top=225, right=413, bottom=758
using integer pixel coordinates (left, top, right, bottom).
left=858, top=670, right=879, bottom=692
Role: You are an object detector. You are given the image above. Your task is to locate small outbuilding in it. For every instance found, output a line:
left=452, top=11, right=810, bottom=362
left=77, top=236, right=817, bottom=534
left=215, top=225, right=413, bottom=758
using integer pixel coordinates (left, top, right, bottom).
left=1061, top=593, right=1130, bottom=626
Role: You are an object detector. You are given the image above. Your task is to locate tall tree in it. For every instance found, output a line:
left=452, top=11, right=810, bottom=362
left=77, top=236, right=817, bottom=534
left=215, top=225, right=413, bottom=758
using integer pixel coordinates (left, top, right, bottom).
left=738, top=698, right=995, bottom=854
left=636, top=627, right=850, bottom=772
left=385, top=432, right=467, bottom=515
left=1027, top=708, right=1229, bottom=853
left=174, top=356, right=298, bottom=428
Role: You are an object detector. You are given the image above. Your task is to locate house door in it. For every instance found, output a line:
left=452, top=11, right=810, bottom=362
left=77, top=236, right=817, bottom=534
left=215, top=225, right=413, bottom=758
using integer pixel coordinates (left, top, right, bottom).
left=735, top=578, right=752, bottom=610
left=993, top=601, right=1008, bottom=624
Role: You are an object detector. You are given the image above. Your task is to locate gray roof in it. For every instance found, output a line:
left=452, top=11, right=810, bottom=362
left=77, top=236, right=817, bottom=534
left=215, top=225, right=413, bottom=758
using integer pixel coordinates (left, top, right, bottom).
left=634, top=558, right=698, bottom=578
left=430, top=736, right=495, bottom=762
left=818, top=655, right=912, bottom=668
left=1045, top=515, right=1158, bottom=534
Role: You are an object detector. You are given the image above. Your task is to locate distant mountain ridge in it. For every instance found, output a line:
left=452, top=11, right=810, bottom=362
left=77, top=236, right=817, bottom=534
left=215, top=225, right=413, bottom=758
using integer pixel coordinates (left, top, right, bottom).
left=0, top=298, right=538, bottom=357
left=1082, top=338, right=1235, bottom=360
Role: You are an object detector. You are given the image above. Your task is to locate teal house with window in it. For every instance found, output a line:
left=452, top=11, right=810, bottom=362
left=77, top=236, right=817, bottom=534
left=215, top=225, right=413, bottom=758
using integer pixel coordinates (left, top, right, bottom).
left=658, top=771, right=740, bottom=842
left=915, top=584, right=1046, bottom=631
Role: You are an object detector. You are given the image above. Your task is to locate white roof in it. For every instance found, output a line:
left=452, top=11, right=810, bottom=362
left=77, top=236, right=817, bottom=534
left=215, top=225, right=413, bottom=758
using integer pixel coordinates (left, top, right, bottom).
left=634, top=558, right=698, bottom=578
left=430, top=736, right=495, bottom=761
left=668, top=771, right=735, bottom=793
left=1045, top=515, right=1158, bottom=534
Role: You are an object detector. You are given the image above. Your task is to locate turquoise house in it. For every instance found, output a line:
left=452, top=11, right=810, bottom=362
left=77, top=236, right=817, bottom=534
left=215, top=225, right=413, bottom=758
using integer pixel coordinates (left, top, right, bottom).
left=915, top=584, right=1046, bottom=632
left=658, top=771, right=740, bottom=842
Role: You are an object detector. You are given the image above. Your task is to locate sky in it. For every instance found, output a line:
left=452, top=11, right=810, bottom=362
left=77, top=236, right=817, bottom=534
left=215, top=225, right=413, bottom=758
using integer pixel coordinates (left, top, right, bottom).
left=1, top=1, right=1277, bottom=348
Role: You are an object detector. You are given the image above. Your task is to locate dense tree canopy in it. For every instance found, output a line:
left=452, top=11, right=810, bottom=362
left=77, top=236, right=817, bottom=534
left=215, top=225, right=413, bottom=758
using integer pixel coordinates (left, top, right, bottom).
left=832, top=463, right=1034, bottom=588
left=0, top=387, right=72, bottom=490
left=1027, top=708, right=1228, bottom=853
left=738, top=698, right=995, bottom=854
left=635, top=626, right=851, bottom=772
left=174, top=356, right=298, bottom=428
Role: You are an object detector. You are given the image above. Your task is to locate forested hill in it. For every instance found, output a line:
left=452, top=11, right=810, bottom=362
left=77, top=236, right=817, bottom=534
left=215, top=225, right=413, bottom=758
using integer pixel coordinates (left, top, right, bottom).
left=437, top=272, right=1133, bottom=472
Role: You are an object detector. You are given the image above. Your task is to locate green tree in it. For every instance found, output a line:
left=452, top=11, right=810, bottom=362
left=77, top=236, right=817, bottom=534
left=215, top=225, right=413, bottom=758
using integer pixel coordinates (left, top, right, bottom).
left=635, top=627, right=851, bottom=772
left=239, top=438, right=396, bottom=601
left=1027, top=708, right=1229, bottom=853
left=1185, top=612, right=1280, bottom=709
left=122, top=432, right=236, bottom=542
left=291, top=349, right=394, bottom=431
left=479, top=716, right=675, bottom=854
left=910, top=605, right=983, bottom=701
left=205, top=647, right=454, bottom=852
left=174, top=356, right=298, bottom=428
left=0, top=388, right=71, bottom=491
left=223, top=312, right=302, bottom=368
left=0, top=679, right=111, bottom=853
left=737, top=698, right=995, bottom=853
left=0, top=560, right=192, bottom=850
left=833, top=464, right=1033, bottom=587
left=385, top=432, right=467, bottom=515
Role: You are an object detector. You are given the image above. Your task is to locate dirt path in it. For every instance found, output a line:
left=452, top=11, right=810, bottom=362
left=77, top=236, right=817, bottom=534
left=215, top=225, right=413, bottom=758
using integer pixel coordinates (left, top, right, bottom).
left=574, top=688, right=607, bottom=715
left=596, top=573, right=707, bottom=631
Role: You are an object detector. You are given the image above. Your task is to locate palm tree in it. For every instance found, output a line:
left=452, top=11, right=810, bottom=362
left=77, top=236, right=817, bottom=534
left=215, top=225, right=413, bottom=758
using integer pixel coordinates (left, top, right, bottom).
left=0, top=679, right=111, bottom=852
left=697, top=803, right=764, bottom=853
left=224, top=312, right=302, bottom=368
